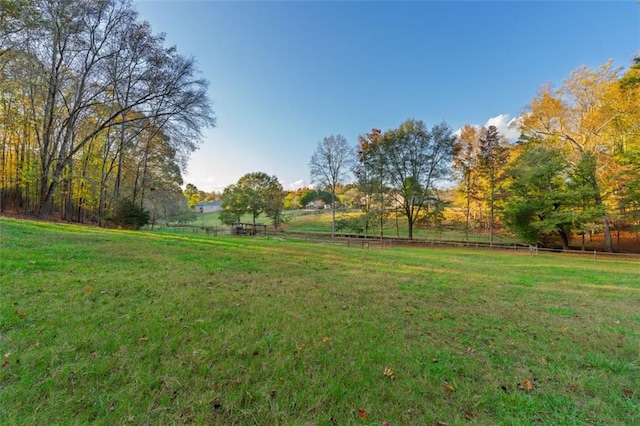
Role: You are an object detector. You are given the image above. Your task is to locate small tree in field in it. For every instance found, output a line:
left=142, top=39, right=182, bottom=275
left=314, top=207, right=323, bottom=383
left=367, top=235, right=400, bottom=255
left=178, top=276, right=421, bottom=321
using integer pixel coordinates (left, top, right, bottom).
left=220, top=172, right=285, bottom=227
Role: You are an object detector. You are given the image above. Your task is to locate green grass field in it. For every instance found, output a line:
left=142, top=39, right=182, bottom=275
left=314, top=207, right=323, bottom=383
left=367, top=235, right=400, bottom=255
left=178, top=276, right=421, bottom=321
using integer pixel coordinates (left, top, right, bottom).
left=1, top=217, right=638, bottom=425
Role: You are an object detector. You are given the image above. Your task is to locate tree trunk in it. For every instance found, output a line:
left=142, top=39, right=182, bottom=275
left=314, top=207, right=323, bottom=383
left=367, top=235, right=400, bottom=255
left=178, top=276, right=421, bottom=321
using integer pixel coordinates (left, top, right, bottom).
left=489, top=178, right=494, bottom=247
left=559, top=229, right=570, bottom=250
left=465, top=173, right=471, bottom=243
left=602, top=216, right=613, bottom=253
left=331, top=189, right=336, bottom=238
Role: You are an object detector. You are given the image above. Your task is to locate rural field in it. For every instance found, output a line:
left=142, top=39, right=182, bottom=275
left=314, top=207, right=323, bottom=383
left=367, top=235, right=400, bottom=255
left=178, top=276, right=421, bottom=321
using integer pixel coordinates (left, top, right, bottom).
left=1, top=217, right=639, bottom=425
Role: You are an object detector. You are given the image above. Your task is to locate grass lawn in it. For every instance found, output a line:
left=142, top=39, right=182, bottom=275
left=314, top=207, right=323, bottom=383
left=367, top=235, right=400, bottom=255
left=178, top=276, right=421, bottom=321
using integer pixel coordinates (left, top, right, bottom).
left=1, top=217, right=638, bottom=425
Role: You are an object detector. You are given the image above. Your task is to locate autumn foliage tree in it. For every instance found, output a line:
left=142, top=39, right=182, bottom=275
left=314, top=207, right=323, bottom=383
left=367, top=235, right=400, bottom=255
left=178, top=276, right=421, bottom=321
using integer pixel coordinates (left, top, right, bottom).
left=0, top=0, right=215, bottom=223
left=453, top=125, right=482, bottom=242
left=521, top=61, right=625, bottom=252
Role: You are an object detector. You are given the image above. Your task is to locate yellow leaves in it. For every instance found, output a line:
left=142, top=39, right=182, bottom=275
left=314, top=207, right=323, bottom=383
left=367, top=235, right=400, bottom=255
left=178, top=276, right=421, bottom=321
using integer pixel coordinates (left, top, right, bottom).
left=524, top=60, right=625, bottom=156
left=322, top=336, right=330, bottom=344
left=443, top=384, right=456, bottom=392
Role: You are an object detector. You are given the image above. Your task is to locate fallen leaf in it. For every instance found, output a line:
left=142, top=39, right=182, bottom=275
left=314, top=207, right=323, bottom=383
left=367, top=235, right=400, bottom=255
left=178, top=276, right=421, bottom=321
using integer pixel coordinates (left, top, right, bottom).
left=567, top=383, right=578, bottom=392
left=383, top=367, right=395, bottom=380
left=85, top=286, right=93, bottom=294
left=357, top=408, right=368, bottom=421
left=139, top=334, right=149, bottom=341
left=4, top=351, right=11, bottom=358
left=443, top=384, right=456, bottom=392
left=539, top=357, right=548, bottom=365
left=2, top=360, right=9, bottom=368
left=382, top=421, right=391, bottom=426
left=322, top=337, right=330, bottom=343
left=521, top=380, right=535, bottom=391
left=461, top=407, right=476, bottom=420
left=622, top=389, right=633, bottom=398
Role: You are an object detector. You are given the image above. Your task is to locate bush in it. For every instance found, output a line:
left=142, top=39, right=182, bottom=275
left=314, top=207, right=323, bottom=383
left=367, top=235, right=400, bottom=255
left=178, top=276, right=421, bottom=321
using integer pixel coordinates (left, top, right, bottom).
left=111, top=199, right=150, bottom=229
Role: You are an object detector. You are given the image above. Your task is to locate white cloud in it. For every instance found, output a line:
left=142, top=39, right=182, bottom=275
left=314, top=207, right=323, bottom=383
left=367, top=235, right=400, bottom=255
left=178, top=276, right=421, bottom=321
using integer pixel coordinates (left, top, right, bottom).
left=285, top=179, right=308, bottom=190
left=485, top=114, right=522, bottom=141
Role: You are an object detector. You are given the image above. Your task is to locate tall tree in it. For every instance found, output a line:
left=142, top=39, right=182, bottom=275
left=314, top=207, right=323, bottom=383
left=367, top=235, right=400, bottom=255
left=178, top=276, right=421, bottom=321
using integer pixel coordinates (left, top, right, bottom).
left=309, top=134, right=352, bottom=238
left=354, top=128, right=385, bottom=238
left=453, top=124, right=482, bottom=242
left=263, top=177, right=286, bottom=229
left=378, top=119, right=456, bottom=239
left=13, top=0, right=214, bottom=218
left=478, top=125, right=510, bottom=246
left=501, top=144, right=599, bottom=249
left=521, top=61, right=622, bottom=252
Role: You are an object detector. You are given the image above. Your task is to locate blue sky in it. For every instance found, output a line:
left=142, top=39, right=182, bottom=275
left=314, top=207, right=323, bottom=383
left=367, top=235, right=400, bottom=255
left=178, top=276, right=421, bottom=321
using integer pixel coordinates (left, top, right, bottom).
left=134, top=0, right=640, bottom=192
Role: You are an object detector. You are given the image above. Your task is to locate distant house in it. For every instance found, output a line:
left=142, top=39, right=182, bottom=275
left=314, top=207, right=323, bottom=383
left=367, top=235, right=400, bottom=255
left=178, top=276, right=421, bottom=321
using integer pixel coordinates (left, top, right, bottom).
left=195, top=200, right=222, bottom=213
left=305, top=200, right=326, bottom=210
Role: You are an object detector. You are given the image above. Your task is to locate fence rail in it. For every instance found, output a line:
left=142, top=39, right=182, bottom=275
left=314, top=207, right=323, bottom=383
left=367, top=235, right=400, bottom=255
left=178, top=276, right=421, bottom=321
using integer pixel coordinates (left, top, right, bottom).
left=162, top=225, right=640, bottom=261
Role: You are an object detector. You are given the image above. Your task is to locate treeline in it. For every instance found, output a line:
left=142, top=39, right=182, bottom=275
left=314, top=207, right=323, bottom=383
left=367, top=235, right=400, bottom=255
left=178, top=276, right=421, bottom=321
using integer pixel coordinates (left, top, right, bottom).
left=461, top=61, right=640, bottom=252
left=0, top=0, right=214, bottom=224
left=300, top=60, right=640, bottom=252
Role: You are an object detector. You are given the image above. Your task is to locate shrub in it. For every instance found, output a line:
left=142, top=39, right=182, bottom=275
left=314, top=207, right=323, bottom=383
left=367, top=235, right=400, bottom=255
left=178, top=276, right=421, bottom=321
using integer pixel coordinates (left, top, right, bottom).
left=111, top=199, right=150, bottom=229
